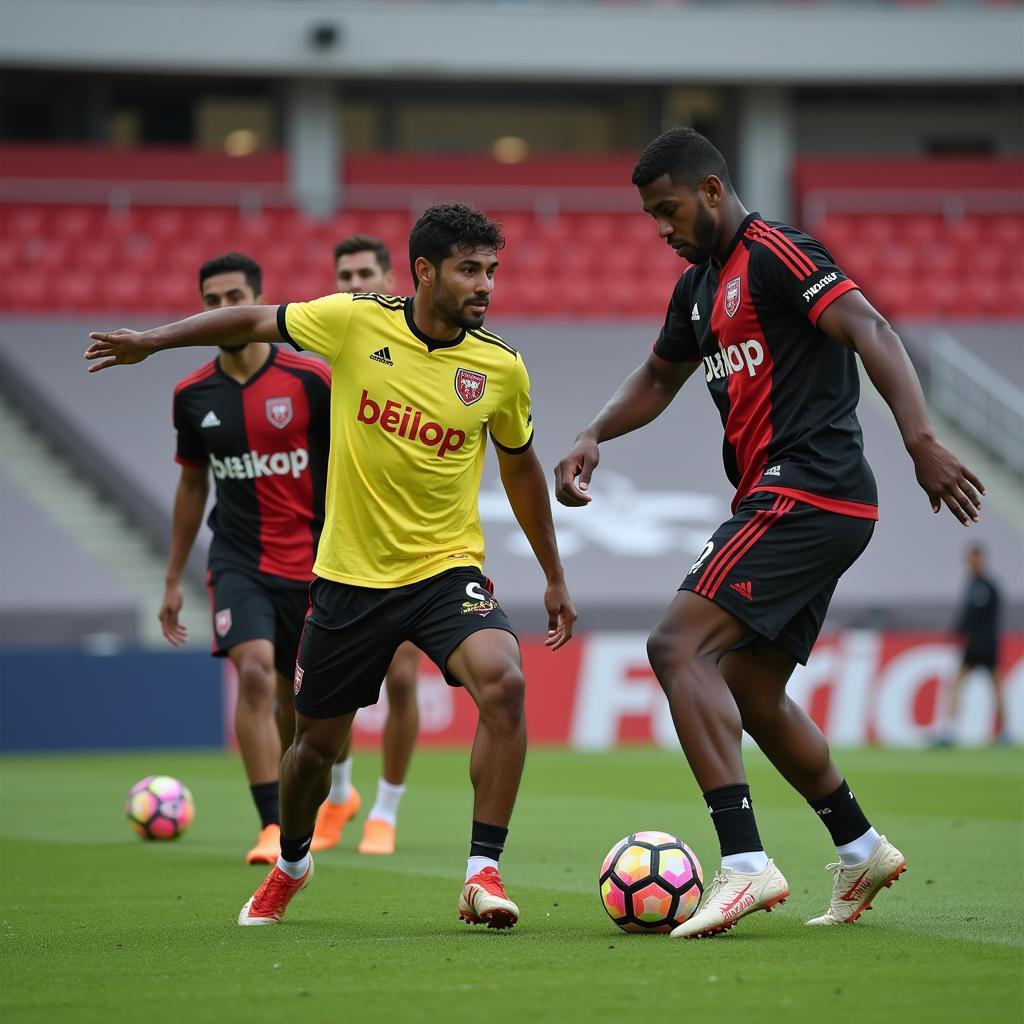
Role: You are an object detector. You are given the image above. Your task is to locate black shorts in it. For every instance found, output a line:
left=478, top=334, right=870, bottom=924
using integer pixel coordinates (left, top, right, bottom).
left=206, top=567, right=310, bottom=679
left=293, top=567, right=517, bottom=719
left=680, top=492, right=874, bottom=664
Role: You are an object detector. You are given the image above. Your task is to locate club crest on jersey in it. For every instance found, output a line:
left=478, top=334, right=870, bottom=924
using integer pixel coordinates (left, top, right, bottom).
left=265, top=396, right=293, bottom=429
left=724, top=277, right=742, bottom=318
left=214, top=609, right=232, bottom=638
left=455, top=368, right=487, bottom=406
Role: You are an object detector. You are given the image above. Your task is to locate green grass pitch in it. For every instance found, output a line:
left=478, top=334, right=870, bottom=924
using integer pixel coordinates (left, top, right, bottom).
left=1, top=747, right=1021, bottom=1023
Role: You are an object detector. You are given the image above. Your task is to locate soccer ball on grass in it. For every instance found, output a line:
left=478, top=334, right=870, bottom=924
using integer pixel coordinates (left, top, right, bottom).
left=599, top=830, right=703, bottom=933
left=125, top=775, right=195, bottom=840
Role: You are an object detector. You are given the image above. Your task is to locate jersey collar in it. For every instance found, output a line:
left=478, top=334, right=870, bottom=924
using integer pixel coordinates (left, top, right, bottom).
left=404, top=298, right=466, bottom=352
left=715, top=211, right=760, bottom=268
left=215, top=344, right=275, bottom=388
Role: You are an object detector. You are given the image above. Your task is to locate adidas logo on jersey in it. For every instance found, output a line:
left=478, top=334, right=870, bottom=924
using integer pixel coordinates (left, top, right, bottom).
left=370, top=347, right=394, bottom=366
left=200, top=411, right=221, bottom=428
left=691, top=304, right=700, bottom=321
left=210, top=448, right=309, bottom=481
left=357, top=389, right=465, bottom=458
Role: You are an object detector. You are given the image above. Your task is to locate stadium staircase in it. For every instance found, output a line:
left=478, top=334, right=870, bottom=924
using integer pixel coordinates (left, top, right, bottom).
left=0, top=388, right=209, bottom=647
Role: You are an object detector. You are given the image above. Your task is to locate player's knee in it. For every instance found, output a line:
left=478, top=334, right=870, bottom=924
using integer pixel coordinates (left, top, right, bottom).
left=235, top=656, right=276, bottom=707
left=475, top=663, right=525, bottom=730
left=291, top=732, right=338, bottom=776
left=646, top=627, right=716, bottom=692
left=385, top=667, right=418, bottom=707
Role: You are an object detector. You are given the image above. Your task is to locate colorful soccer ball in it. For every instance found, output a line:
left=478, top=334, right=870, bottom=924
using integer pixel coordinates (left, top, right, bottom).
left=125, top=775, right=195, bottom=840
left=599, top=831, right=704, bottom=933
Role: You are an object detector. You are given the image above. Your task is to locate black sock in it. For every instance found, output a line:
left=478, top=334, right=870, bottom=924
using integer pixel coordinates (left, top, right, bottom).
left=470, top=820, right=508, bottom=861
left=808, top=779, right=871, bottom=847
left=704, top=784, right=763, bottom=857
left=280, top=830, right=313, bottom=864
left=250, top=781, right=280, bottom=829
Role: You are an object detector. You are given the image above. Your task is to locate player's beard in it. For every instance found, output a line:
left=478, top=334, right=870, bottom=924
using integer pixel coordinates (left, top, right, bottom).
left=434, top=281, right=487, bottom=330
left=218, top=342, right=250, bottom=353
left=685, top=201, right=719, bottom=265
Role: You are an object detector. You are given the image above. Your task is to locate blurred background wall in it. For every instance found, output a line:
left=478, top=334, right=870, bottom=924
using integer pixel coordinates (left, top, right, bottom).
left=1, top=0, right=1021, bottom=749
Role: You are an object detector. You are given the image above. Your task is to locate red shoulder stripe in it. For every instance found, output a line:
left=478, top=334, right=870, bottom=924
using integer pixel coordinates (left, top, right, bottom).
left=751, top=221, right=816, bottom=275
left=744, top=228, right=806, bottom=279
left=277, top=349, right=331, bottom=385
left=173, top=360, right=217, bottom=396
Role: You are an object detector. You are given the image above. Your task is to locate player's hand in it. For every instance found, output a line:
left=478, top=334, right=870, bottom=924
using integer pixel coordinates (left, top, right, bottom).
left=554, top=434, right=600, bottom=507
left=159, top=582, right=188, bottom=646
left=909, top=436, right=985, bottom=526
left=84, top=329, right=153, bottom=372
left=543, top=579, right=577, bottom=651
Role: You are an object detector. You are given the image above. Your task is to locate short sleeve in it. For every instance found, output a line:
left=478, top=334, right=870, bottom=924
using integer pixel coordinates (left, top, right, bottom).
left=277, top=293, right=354, bottom=363
left=653, top=271, right=700, bottom=363
left=173, top=390, right=207, bottom=467
left=748, top=223, right=859, bottom=327
left=488, top=353, right=534, bottom=454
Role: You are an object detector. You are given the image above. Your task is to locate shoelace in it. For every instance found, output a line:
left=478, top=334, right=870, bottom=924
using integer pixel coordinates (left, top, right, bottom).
left=253, top=869, right=299, bottom=912
left=824, top=861, right=842, bottom=878
left=704, top=872, right=730, bottom=903
left=471, top=871, right=507, bottom=898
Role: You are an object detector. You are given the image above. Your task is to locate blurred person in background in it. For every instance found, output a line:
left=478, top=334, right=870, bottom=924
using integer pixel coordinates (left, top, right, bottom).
left=934, top=544, right=1006, bottom=745
left=159, top=252, right=331, bottom=866
left=315, top=234, right=423, bottom=857
left=556, top=128, right=984, bottom=940
left=86, top=203, right=576, bottom=932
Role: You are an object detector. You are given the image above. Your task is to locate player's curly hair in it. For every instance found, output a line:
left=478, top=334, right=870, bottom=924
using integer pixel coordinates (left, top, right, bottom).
left=407, top=203, right=505, bottom=287
left=198, top=252, right=263, bottom=296
left=631, top=128, right=734, bottom=193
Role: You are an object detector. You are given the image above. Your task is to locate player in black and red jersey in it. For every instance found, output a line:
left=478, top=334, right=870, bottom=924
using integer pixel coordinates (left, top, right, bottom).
left=160, top=252, right=330, bottom=865
left=555, top=129, right=985, bottom=938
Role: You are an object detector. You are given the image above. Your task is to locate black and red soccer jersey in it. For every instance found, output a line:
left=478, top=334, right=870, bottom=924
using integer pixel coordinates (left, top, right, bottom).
left=173, top=346, right=331, bottom=581
left=655, top=212, right=877, bottom=520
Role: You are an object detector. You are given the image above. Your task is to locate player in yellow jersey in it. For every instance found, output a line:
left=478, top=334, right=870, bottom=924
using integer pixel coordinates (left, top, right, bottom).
left=311, top=234, right=423, bottom=857
left=85, top=203, right=576, bottom=931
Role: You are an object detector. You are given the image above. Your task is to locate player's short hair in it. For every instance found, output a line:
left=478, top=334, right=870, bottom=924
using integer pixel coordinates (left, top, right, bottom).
left=198, top=252, right=262, bottom=296
left=407, top=202, right=505, bottom=287
left=333, top=234, right=392, bottom=273
left=631, top=128, right=734, bottom=193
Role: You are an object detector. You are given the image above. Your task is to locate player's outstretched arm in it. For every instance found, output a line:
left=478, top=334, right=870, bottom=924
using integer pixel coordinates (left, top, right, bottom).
left=554, top=352, right=697, bottom=507
left=818, top=290, right=984, bottom=526
left=495, top=445, right=577, bottom=650
left=159, top=465, right=210, bottom=647
left=84, top=305, right=283, bottom=372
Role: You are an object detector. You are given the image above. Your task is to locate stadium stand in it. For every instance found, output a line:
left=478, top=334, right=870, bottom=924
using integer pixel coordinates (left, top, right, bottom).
left=0, top=466, right=138, bottom=647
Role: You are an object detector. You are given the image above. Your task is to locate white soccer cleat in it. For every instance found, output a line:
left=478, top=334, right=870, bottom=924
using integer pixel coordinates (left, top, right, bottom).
left=806, top=835, right=906, bottom=925
left=670, top=860, right=789, bottom=939
left=458, top=867, right=519, bottom=929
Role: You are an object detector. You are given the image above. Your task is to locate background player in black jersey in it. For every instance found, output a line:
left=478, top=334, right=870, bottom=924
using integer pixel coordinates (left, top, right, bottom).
left=555, top=129, right=985, bottom=938
left=160, top=252, right=331, bottom=866
left=312, top=234, right=423, bottom=856
left=934, top=544, right=1006, bottom=745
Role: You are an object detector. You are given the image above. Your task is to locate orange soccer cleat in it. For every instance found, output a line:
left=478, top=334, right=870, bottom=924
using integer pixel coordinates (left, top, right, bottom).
left=238, top=858, right=313, bottom=926
left=245, top=823, right=281, bottom=865
left=458, top=867, right=519, bottom=929
left=310, top=786, right=361, bottom=851
left=357, top=818, right=397, bottom=855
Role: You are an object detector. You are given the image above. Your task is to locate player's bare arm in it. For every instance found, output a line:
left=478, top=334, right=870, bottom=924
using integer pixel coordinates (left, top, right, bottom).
left=554, top=352, right=697, bottom=507
left=495, top=444, right=576, bottom=650
left=159, top=464, right=210, bottom=646
left=817, top=290, right=985, bottom=526
left=84, top=305, right=282, bottom=372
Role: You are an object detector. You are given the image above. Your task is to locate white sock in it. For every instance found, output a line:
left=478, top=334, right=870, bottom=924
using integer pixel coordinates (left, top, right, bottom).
left=368, top=778, right=406, bottom=827
left=721, top=851, right=770, bottom=873
left=328, top=758, right=352, bottom=804
left=276, top=853, right=310, bottom=879
left=465, top=855, right=498, bottom=881
left=836, top=827, right=880, bottom=867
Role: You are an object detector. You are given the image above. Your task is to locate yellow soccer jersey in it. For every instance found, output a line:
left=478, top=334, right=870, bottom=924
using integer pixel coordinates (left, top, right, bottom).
left=276, top=292, right=534, bottom=587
